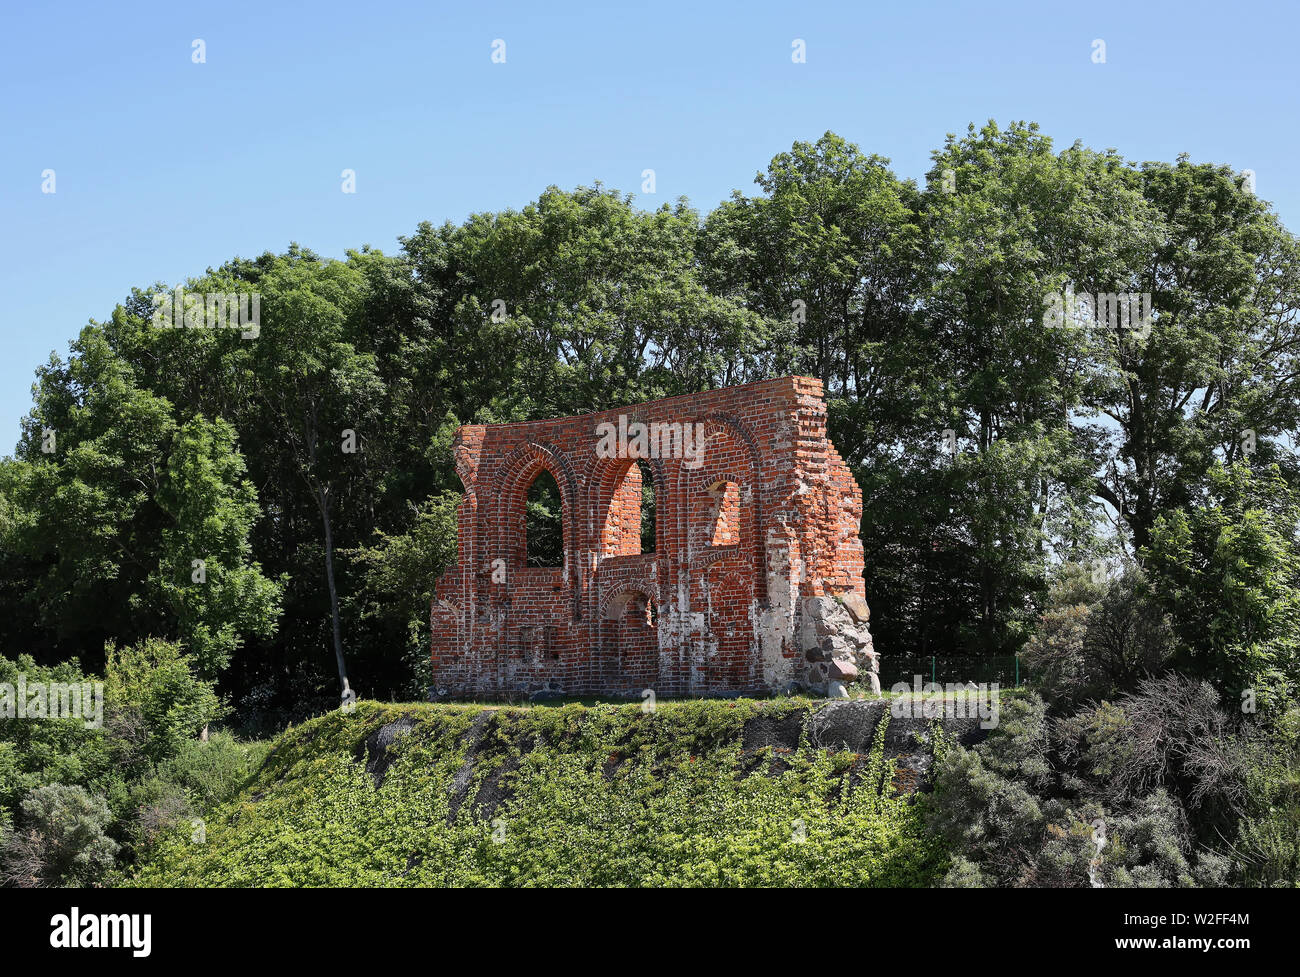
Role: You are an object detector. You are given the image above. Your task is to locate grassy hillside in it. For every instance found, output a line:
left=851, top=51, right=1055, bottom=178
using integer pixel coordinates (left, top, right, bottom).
left=128, top=698, right=966, bottom=887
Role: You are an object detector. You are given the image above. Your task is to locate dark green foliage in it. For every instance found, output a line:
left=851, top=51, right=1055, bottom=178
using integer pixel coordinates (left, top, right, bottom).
left=637, top=460, right=656, bottom=554
left=1022, top=564, right=1176, bottom=707
left=930, top=677, right=1293, bottom=887
left=1145, top=462, right=1300, bottom=707
left=1231, top=707, right=1300, bottom=886
left=0, top=645, right=264, bottom=886
left=343, top=492, right=461, bottom=698
left=524, top=469, right=564, bottom=568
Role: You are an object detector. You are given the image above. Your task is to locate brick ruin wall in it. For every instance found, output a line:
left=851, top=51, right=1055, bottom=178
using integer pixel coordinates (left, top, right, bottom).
left=429, top=375, right=877, bottom=700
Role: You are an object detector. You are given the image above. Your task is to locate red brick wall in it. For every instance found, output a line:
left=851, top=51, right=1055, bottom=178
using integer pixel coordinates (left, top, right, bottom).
left=430, top=375, right=867, bottom=699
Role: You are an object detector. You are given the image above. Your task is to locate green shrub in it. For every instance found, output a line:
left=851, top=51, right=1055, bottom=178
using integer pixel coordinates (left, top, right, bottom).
left=1022, top=566, right=1174, bottom=707
left=1, top=783, right=118, bottom=887
left=104, top=637, right=224, bottom=765
left=1145, top=462, right=1300, bottom=708
left=1233, top=707, right=1300, bottom=886
left=159, top=731, right=268, bottom=809
left=928, top=682, right=1245, bottom=887
left=125, top=777, right=194, bottom=856
left=926, top=745, right=1045, bottom=883
left=0, top=655, right=119, bottom=812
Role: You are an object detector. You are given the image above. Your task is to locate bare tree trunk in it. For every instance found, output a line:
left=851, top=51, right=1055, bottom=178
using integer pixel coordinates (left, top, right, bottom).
left=317, top=485, right=350, bottom=697
left=300, top=396, right=351, bottom=701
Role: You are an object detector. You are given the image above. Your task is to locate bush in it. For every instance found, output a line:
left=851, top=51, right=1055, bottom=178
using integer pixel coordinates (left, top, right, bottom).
left=977, top=692, right=1053, bottom=789
left=104, top=637, right=224, bottom=765
left=0, top=655, right=116, bottom=811
left=1057, top=674, right=1246, bottom=832
left=1232, top=707, right=1300, bottom=886
left=1022, top=565, right=1174, bottom=707
left=1, top=784, right=118, bottom=887
left=926, top=744, right=1045, bottom=883
left=126, top=778, right=194, bottom=855
left=158, top=731, right=268, bottom=809
left=939, top=854, right=990, bottom=888
left=928, top=683, right=1245, bottom=887
left=0, top=644, right=232, bottom=885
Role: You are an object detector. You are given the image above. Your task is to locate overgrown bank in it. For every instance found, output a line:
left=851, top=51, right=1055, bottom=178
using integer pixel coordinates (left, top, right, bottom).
left=128, top=698, right=983, bottom=887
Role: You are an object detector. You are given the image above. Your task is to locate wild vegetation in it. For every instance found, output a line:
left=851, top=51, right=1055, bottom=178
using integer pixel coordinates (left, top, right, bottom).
left=126, top=700, right=944, bottom=888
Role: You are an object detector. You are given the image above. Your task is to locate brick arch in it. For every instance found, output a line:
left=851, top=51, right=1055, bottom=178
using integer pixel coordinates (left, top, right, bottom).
left=703, top=567, right=754, bottom=607
left=674, top=414, right=766, bottom=599
left=598, top=580, right=660, bottom=620
left=587, top=455, right=667, bottom=557
left=429, top=595, right=462, bottom=631
left=701, top=478, right=742, bottom=546
left=491, top=440, right=584, bottom=617
left=598, top=581, right=659, bottom=691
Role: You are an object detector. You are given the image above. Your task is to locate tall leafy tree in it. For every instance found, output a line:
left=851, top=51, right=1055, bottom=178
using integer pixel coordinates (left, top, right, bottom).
left=702, top=131, right=928, bottom=464
left=917, top=121, right=1147, bottom=652
left=247, top=252, right=384, bottom=699
left=0, top=330, right=176, bottom=662
left=404, top=184, right=771, bottom=420
left=1088, top=159, right=1300, bottom=550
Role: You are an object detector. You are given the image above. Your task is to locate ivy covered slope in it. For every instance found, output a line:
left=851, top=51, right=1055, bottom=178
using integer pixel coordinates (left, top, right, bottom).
left=129, top=699, right=949, bottom=887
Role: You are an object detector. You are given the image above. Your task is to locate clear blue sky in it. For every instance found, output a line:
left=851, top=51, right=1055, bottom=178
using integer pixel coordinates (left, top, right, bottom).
left=3, top=0, right=1297, bottom=451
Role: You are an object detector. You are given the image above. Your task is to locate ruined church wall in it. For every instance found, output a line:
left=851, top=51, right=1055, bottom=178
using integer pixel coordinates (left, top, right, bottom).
left=429, top=375, right=873, bottom=699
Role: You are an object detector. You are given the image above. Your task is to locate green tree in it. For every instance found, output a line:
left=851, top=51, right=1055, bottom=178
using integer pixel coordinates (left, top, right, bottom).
left=1, top=330, right=177, bottom=661
left=405, top=184, right=770, bottom=419
left=701, top=130, right=926, bottom=446
left=153, top=415, right=284, bottom=681
left=917, top=122, right=1157, bottom=653
left=701, top=133, right=940, bottom=652
left=246, top=252, right=385, bottom=699
left=344, top=492, right=461, bottom=696
left=1089, top=160, right=1300, bottom=552
left=1144, top=462, right=1300, bottom=707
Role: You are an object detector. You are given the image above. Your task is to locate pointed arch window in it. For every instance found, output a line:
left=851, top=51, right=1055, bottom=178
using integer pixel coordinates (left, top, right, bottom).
left=525, top=468, right=564, bottom=567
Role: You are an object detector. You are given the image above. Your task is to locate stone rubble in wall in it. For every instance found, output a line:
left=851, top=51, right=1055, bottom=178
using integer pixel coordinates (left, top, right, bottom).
left=799, top=592, right=879, bottom=698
